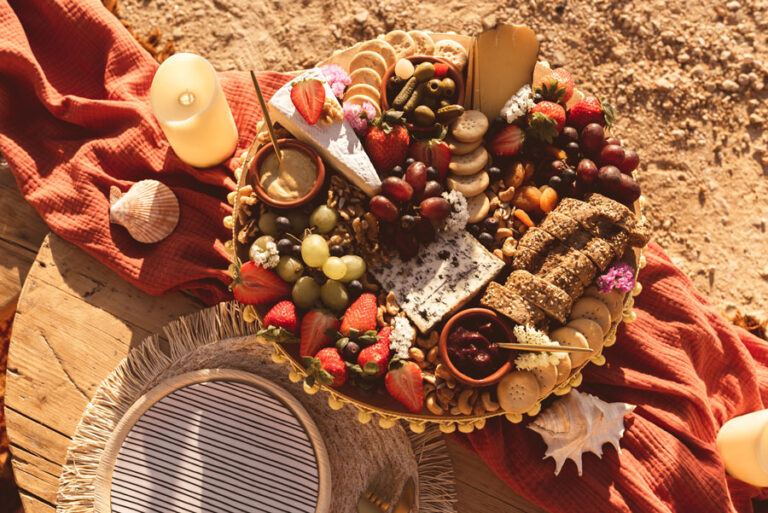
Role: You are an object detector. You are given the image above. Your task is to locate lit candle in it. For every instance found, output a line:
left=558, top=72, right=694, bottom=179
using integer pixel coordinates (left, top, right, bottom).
left=716, top=409, right=768, bottom=487
left=150, top=53, right=238, bottom=168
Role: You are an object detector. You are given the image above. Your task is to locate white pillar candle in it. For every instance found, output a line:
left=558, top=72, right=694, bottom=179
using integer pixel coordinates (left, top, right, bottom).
left=150, top=53, right=238, bottom=168
left=716, top=409, right=768, bottom=487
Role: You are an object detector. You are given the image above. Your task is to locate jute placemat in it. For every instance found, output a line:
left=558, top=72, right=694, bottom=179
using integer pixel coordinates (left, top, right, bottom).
left=56, top=301, right=456, bottom=513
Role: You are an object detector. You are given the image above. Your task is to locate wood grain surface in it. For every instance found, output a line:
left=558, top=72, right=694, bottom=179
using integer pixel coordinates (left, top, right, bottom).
left=2, top=166, right=546, bottom=513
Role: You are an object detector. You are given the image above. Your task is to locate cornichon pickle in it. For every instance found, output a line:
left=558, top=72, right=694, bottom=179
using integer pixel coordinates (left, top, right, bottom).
left=413, top=62, right=436, bottom=82
left=440, top=77, right=456, bottom=98
left=392, top=76, right=418, bottom=109
left=412, top=105, right=436, bottom=127
left=425, top=78, right=442, bottom=98
left=403, top=83, right=426, bottom=113
left=436, top=104, right=465, bottom=123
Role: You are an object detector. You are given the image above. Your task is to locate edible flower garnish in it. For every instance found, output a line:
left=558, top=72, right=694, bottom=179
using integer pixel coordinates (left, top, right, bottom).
left=320, top=64, right=351, bottom=100
left=343, top=101, right=376, bottom=136
left=249, top=240, right=279, bottom=269
left=389, top=315, right=416, bottom=359
left=512, top=325, right=565, bottom=370
left=597, top=261, right=636, bottom=293
left=441, top=189, right=469, bottom=233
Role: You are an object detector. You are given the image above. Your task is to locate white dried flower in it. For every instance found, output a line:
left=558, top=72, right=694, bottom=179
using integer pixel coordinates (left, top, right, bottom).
left=389, top=316, right=416, bottom=359
left=512, top=324, right=566, bottom=370
left=249, top=240, right=279, bottom=269
left=500, top=84, right=534, bottom=124
left=441, top=189, right=469, bottom=233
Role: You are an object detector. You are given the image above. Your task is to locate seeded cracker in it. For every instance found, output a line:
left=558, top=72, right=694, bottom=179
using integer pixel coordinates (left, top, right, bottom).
left=481, top=282, right=546, bottom=326
left=539, top=266, right=585, bottom=300
left=505, top=270, right=574, bottom=323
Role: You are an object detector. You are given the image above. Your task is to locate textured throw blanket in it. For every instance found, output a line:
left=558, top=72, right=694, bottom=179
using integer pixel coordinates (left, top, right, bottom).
left=1, top=1, right=767, bottom=511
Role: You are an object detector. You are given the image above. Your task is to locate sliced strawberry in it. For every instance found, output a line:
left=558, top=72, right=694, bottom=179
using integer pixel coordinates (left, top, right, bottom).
left=299, top=310, right=340, bottom=358
left=290, top=79, right=325, bottom=125
left=231, top=261, right=290, bottom=305
left=488, top=125, right=524, bottom=156
left=340, top=293, right=378, bottom=335
left=385, top=360, right=423, bottom=413
left=408, top=139, right=451, bottom=181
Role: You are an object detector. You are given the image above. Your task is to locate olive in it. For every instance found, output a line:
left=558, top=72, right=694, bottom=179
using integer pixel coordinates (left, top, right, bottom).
left=412, top=105, right=436, bottom=127
left=425, top=78, right=442, bottom=98
left=440, top=77, right=456, bottom=98
left=413, top=62, right=436, bottom=82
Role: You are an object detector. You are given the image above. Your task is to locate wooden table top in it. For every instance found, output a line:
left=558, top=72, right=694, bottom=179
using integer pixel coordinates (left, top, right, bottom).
left=1, top=167, right=546, bottom=513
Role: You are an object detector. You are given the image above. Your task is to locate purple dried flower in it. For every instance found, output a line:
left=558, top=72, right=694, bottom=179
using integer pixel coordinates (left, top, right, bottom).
left=596, top=262, right=636, bottom=293
left=320, top=65, right=351, bottom=100
left=343, top=101, right=374, bottom=136
left=330, top=81, right=346, bottom=100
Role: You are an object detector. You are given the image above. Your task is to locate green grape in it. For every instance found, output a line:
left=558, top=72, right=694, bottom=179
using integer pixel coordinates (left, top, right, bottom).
left=320, top=280, right=349, bottom=311
left=309, top=205, right=338, bottom=234
left=340, top=255, right=366, bottom=282
left=286, top=210, right=309, bottom=233
left=254, top=235, right=274, bottom=250
left=322, top=257, right=347, bottom=280
left=258, top=211, right=278, bottom=236
left=292, top=276, right=320, bottom=309
left=301, top=234, right=330, bottom=267
left=276, top=256, right=304, bottom=282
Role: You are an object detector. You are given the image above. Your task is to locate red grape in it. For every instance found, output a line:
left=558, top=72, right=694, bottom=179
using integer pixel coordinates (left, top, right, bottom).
left=422, top=180, right=444, bottom=198
left=382, top=176, right=414, bottom=203
left=369, top=195, right=399, bottom=222
left=619, top=149, right=640, bottom=174
left=598, top=144, right=626, bottom=167
left=544, top=159, right=567, bottom=178
left=605, top=136, right=621, bottom=146
left=405, top=162, right=427, bottom=193
left=414, top=215, right=436, bottom=243
left=576, top=159, right=598, bottom=184
left=614, top=174, right=641, bottom=203
left=419, top=197, right=451, bottom=221
left=580, top=123, right=605, bottom=156
left=597, top=165, right=622, bottom=191
left=561, top=126, right=579, bottom=142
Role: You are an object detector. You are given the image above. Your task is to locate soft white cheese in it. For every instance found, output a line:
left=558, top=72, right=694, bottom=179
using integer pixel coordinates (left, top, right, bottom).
left=372, top=231, right=505, bottom=333
left=268, top=69, right=381, bottom=196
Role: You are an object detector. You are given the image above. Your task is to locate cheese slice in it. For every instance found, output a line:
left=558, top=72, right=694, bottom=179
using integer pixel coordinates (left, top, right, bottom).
left=372, top=231, right=504, bottom=333
left=474, top=24, right=539, bottom=120
left=268, top=69, right=381, bottom=196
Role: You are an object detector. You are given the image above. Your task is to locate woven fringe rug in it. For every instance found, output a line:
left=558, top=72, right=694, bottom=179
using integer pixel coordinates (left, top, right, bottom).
left=56, top=301, right=456, bottom=513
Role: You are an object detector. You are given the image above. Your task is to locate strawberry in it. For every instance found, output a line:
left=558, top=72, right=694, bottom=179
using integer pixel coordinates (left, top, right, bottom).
left=385, top=360, right=423, bottom=413
left=303, top=347, right=347, bottom=387
left=567, top=96, right=616, bottom=130
left=290, top=79, right=325, bottom=125
left=357, top=341, right=390, bottom=377
left=365, top=111, right=410, bottom=174
left=231, top=261, right=291, bottom=305
left=433, top=63, right=449, bottom=78
left=488, top=125, right=524, bottom=156
left=408, top=138, right=451, bottom=181
left=534, top=67, right=574, bottom=104
left=377, top=326, right=392, bottom=348
left=340, top=293, right=378, bottom=336
left=261, top=300, right=299, bottom=335
left=526, top=101, right=566, bottom=143
left=299, top=309, right=340, bottom=357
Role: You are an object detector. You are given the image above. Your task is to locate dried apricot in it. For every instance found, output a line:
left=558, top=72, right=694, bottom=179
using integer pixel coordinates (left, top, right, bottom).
left=539, top=186, right=559, bottom=213
left=514, top=208, right=535, bottom=227
left=504, top=161, right=526, bottom=188
left=512, top=185, right=541, bottom=211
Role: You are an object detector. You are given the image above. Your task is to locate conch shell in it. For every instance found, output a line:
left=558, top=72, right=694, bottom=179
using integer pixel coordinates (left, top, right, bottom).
left=528, top=389, right=635, bottom=476
left=109, top=180, right=179, bottom=243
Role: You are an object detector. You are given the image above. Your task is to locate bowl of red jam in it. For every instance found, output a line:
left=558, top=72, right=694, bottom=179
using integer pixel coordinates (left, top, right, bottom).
left=439, top=308, right=514, bottom=387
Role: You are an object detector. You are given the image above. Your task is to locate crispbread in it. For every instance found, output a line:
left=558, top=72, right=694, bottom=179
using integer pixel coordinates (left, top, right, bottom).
left=357, top=39, right=397, bottom=69
left=481, top=282, right=546, bottom=326
left=349, top=51, right=388, bottom=79
left=383, top=30, right=417, bottom=60
left=343, top=83, right=381, bottom=102
left=538, top=266, right=585, bottom=300
left=349, top=67, right=382, bottom=88
left=434, top=39, right=468, bottom=71
left=505, top=270, right=573, bottom=323
left=407, top=30, right=435, bottom=55
left=448, top=146, right=488, bottom=176
left=538, top=242, right=597, bottom=286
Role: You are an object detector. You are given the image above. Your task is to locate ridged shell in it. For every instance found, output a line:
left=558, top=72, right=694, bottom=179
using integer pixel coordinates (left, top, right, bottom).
left=109, top=180, right=179, bottom=243
left=528, top=389, right=635, bottom=476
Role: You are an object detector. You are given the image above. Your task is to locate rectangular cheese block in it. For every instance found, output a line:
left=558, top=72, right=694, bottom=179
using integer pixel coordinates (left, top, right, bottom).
left=372, top=231, right=504, bottom=333
left=474, top=24, right=539, bottom=120
left=268, top=68, right=381, bottom=196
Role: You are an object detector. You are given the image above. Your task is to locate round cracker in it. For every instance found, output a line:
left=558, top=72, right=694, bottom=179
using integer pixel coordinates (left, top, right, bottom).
left=349, top=67, right=382, bottom=89
left=343, top=94, right=381, bottom=116
left=344, top=83, right=381, bottom=102
left=383, top=30, right=417, bottom=60
left=583, top=285, right=625, bottom=321
left=451, top=110, right=489, bottom=143
left=408, top=30, right=435, bottom=55
left=434, top=39, right=468, bottom=71
left=497, top=371, right=540, bottom=414
left=531, top=363, right=558, bottom=398
left=349, top=51, right=388, bottom=79
left=466, top=193, right=490, bottom=224
left=449, top=146, right=489, bottom=176
left=446, top=171, right=489, bottom=198
left=447, top=135, right=483, bottom=155
left=569, top=297, right=612, bottom=335
left=357, top=39, right=397, bottom=69
left=555, top=354, right=572, bottom=385
left=567, top=318, right=605, bottom=354
left=550, top=327, right=592, bottom=368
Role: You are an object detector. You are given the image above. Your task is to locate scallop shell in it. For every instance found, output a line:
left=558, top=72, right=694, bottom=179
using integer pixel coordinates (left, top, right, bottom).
left=109, top=180, right=179, bottom=243
left=528, top=389, right=635, bottom=476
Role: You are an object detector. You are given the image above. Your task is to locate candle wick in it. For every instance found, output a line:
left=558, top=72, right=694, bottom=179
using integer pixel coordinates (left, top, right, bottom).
left=178, top=89, right=196, bottom=107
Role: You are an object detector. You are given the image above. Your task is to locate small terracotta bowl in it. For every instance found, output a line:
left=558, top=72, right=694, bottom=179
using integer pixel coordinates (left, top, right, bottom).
left=439, top=308, right=515, bottom=387
left=379, top=55, right=465, bottom=112
left=249, top=138, right=325, bottom=209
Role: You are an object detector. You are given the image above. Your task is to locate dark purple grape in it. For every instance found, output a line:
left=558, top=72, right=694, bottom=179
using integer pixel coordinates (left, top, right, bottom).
left=580, top=123, right=605, bottom=156
left=405, top=162, right=427, bottom=193
left=614, top=174, right=641, bottom=203
left=598, top=144, right=625, bottom=167
left=619, top=149, right=640, bottom=174
left=382, top=177, right=414, bottom=203
left=597, top=165, right=623, bottom=196
left=423, top=180, right=444, bottom=199
left=369, top=195, right=400, bottom=222
left=561, top=126, right=579, bottom=142
left=605, top=136, right=621, bottom=146
left=420, top=197, right=451, bottom=221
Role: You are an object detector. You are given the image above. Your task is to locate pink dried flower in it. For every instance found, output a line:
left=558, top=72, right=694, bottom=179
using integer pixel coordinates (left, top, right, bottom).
left=596, top=262, right=636, bottom=293
left=320, top=65, right=350, bottom=100
left=343, top=101, right=375, bottom=136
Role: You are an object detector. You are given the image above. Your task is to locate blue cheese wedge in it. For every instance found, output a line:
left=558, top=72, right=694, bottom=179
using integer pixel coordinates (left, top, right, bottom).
left=268, top=68, right=381, bottom=196
left=372, top=231, right=504, bottom=333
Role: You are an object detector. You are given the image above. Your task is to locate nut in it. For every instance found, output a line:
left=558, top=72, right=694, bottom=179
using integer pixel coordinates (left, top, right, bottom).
left=385, top=291, right=400, bottom=316
left=495, top=227, right=514, bottom=242
left=426, top=392, right=445, bottom=415
left=449, top=406, right=463, bottom=416
left=457, top=388, right=475, bottom=416
left=498, top=186, right=516, bottom=203
left=426, top=345, right=439, bottom=364
left=473, top=401, right=486, bottom=416
left=502, top=237, right=517, bottom=258
left=422, top=373, right=437, bottom=385
left=409, top=347, right=425, bottom=363
left=423, top=382, right=436, bottom=396
left=376, top=305, right=387, bottom=327
left=493, top=248, right=504, bottom=260
left=417, top=331, right=439, bottom=349
left=481, top=391, right=500, bottom=412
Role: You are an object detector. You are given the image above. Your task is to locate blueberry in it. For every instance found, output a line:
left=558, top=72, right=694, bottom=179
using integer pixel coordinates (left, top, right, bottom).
left=275, top=216, right=292, bottom=233
left=468, top=223, right=481, bottom=236
left=561, top=167, right=577, bottom=184
left=405, top=157, right=415, bottom=166
left=478, top=232, right=494, bottom=247
left=488, top=166, right=502, bottom=182
left=342, top=341, right=361, bottom=362
left=291, top=244, right=302, bottom=258
left=482, top=217, right=499, bottom=233
left=548, top=175, right=564, bottom=190
left=426, top=166, right=439, bottom=181
left=390, top=165, right=403, bottom=177
left=400, top=214, right=416, bottom=231
left=330, top=244, right=345, bottom=257
left=348, top=280, right=364, bottom=298
left=277, top=238, right=293, bottom=255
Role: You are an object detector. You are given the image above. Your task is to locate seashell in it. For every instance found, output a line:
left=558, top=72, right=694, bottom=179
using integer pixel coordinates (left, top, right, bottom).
left=528, top=389, right=635, bottom=476
left=109, top=180, right=179, bottom=243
